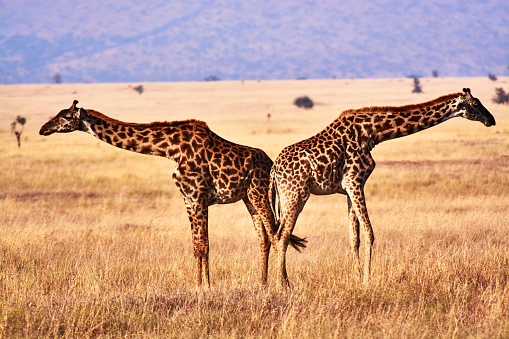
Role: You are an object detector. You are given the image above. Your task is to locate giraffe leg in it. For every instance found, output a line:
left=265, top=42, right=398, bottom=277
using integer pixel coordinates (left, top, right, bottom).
left=275, top=209, right=303, bottom=289
left=194, top=255, right=202, bottom=287
left=243, top=198, right=270, bottom=286
left=345, top=186, right=374, bottom=283
left=347, top=196, right=362, bottom=278
left=270, top=169, right=310, bottom=289
left=185, top=201, right=210, bottom=288
left=275, top=235, right=290, bottom=289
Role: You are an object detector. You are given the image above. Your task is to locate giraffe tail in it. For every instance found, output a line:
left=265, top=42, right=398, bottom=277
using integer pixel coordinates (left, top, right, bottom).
left=288, top=234, right=308, bottom=252
left=270, top=172, right=307, bottom=252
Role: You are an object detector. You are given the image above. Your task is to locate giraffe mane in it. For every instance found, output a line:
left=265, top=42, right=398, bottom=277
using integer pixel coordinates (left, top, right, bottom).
left=339, top=92, right=460, bottom=116
left=83, top=108, right=210, bottom=130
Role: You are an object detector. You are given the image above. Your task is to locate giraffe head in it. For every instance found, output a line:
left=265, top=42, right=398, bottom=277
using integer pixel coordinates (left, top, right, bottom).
left=455, top=88, right=496, bottom=127
left=39, top=100, right=85, bottom=136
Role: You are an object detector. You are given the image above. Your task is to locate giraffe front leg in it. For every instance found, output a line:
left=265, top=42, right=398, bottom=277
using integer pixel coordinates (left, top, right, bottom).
left=345, top=186, right=375, bottom=284
left=347, top=196, right=362, bottom=279
left=186, top=202, right=210, bottom=289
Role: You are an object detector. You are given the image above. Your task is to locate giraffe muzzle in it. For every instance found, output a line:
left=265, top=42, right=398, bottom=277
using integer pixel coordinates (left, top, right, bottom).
left=484, top=116, right=496, bottom=127
left=483, top=110, right=496, bottom=127
left=39, top=128, right=50, bottom=136
left=39, top=124, right=55, bottom=136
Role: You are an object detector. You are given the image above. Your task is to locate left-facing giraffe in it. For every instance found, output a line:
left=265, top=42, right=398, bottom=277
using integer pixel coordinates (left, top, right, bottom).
left=40, top=100, right=306, bottom=288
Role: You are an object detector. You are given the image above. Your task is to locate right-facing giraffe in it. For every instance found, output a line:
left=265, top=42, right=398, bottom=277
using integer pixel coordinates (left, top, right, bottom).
left=269, top=88, right=496, bottom=288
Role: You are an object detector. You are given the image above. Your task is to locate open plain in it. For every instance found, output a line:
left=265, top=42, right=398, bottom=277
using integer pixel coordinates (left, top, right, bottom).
left=1, top=77, right=508, bottom=337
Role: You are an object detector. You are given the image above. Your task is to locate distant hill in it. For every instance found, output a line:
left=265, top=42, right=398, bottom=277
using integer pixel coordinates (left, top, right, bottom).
left=1, top=0, right=508, bottom=84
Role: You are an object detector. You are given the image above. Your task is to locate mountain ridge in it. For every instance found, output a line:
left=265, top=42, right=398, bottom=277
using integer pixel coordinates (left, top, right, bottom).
left=1, top=1, right=508, bottom=84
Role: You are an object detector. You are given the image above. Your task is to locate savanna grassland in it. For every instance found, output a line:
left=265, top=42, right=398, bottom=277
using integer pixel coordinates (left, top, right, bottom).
left=1, top=78, right=508, bottom=338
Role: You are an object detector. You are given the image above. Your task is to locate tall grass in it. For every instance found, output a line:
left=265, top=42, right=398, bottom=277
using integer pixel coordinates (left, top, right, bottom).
left=1, top=78, right=508, bottom=337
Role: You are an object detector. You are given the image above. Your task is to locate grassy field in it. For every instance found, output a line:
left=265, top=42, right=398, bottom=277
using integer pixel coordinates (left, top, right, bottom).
left=1, top=77, right=508, bottom=338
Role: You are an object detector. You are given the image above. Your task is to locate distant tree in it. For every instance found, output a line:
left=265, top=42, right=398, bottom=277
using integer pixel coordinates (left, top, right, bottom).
left=431, top=70, right=439, bottom=78
left=203, top=75, right=220, bottom=81
left=52, top=73, right=62, bottom=84
left=16, top=116, right=26, bottom=125
left=294, top=96, right=314, bottom=109
left=133, top=85, right=144, bottom=94
left=492, top=88, right=509, bottom=105
left=408, top=75, right=423, bottom=93
left=488, top=73, right=498, bottom=81
left=12, top=115, right=26, bottom=148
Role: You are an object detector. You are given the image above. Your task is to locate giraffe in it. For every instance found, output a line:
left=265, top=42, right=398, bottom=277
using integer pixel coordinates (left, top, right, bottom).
left=39, top=100, right=306, bottom=288
left=269, top=88, right=496, bottom=288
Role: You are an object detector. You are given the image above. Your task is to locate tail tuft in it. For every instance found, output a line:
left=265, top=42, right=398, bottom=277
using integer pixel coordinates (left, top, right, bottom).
left=272, top=221, right=307, bottom=252
left=289, top=234, right=308, bottom=252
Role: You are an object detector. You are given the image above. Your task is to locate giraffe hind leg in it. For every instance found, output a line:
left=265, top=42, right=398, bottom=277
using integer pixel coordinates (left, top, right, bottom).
left=202, top=253, right=210, bottom=288
left=270, top=176, right=308, bottom=252
left=275, top=203, right=307, bottom=289
left=243, top=198, right=270, bottom=286
left=347, top=196, right=362, bottom=279
left=255, top=214, right=270, bottom=286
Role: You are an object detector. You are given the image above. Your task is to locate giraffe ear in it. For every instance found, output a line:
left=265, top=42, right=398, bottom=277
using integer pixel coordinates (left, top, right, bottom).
left=70, top=100, right=79, bottom=110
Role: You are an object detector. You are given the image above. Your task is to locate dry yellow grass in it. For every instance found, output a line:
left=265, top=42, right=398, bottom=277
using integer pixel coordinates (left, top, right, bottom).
left=1, top=77, right=508, bottom=338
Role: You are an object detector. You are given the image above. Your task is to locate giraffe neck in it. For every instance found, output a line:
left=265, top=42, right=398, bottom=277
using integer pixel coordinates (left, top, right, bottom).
left=79, top=109, right=204, bottom=160
left=335, top=93, right=462, bottom=145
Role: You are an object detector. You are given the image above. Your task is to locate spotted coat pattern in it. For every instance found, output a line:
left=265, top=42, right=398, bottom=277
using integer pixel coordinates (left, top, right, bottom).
left=269, top=88, right=496, bottom=288
left=40, top=100, right=306, bottom=288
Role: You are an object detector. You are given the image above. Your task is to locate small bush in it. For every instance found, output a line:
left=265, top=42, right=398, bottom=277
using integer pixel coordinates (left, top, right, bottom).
left=16, top=116, right=26, bottom=125
left=492, top=88, right=509, bottom=105
left=133, top=85, right=144, bottom=94
left=408, top=75, right=423, bottom=93
left=203, top=75, right=220, bottom=81
left=294, top=96, right=314, bottom=109
left=488, top=73, right=498, bottom=81
left=52, top=73, right=62, bottom=84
